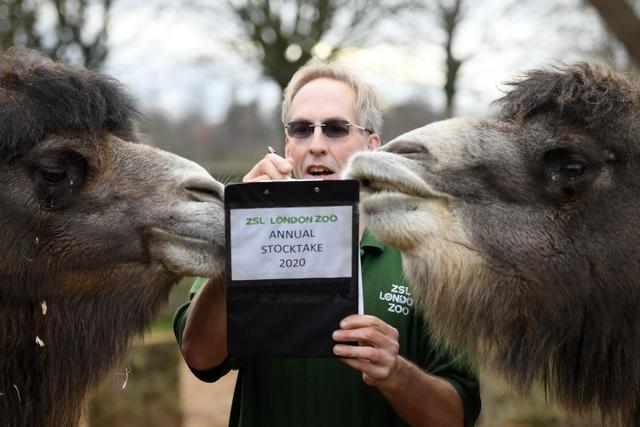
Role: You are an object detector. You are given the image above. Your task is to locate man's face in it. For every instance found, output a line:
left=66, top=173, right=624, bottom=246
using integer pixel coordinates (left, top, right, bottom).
left=284, top=78, right=380, bottom=180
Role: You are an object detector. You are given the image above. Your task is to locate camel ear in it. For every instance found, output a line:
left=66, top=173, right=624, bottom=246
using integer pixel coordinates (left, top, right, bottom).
left=497, top=63, right=636, bottom=130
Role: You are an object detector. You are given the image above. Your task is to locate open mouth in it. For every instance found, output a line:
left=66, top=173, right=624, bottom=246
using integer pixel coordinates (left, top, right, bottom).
left=306, top=165, right=335, bottom=177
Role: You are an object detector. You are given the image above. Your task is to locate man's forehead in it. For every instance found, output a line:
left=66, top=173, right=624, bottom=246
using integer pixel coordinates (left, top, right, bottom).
left=290, top=78, right=357, bottom=121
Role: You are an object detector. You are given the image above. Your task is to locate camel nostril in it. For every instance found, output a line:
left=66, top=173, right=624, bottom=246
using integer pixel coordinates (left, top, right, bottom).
left=385, top=140, right=429, bottom=156
left=184, top=179, right=224, bottom=203
left=186, top=186, right=223, bottom=203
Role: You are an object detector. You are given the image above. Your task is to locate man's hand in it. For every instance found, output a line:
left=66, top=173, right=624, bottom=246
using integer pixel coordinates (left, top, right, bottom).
left=332, top=314, right=401, bottom=387
left=242, top=153, right=293, bottom=182
left=332, top=314, right=465, bottom=426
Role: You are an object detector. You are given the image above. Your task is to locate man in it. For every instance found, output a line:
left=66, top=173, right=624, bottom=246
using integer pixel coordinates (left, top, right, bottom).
left=174, top=63, right=481, bottom=426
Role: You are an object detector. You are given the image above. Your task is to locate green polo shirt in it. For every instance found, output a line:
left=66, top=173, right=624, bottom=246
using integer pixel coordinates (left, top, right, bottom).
left=174, top=231, right=481, bottom=427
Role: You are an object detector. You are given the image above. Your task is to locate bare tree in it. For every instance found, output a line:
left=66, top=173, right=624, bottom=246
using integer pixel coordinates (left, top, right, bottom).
left=395, top=0, right=469, bottom=118
left=177, top=0, right=425, bottom=90
left=586, top=0, right=640, bottom=68
left=230, top=0, right=341, bottom=89
left=437, top=0, right=464, bottom=118
left=0, top=0, right=113, bottom=69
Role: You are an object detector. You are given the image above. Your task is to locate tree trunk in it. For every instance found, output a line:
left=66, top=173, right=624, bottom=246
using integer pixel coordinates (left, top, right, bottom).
left=440, top=0, right=464, bottom=118
left=586, top=0, right=640, bottom=67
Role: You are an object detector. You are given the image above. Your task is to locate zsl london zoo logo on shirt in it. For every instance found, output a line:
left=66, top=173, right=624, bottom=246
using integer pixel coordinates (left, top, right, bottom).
left=379, top=283, right=414, bottom=316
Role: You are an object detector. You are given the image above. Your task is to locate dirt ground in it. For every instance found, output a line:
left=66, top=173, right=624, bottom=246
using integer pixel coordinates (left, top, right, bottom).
left=180, top=360, right=237, bottom=427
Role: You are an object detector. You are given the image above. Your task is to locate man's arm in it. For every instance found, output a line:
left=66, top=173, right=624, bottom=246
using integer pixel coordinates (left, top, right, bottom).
left=377, top=357, right=464, bottom=427
left=333, top=314, right=464, bottom=427
left=180, top=276, right=228, bottom=371
left=180, top=153, right=291, bottom=369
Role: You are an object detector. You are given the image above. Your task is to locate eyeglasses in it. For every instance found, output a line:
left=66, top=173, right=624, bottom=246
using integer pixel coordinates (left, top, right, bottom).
left=284, top=120, right=373, bottom=139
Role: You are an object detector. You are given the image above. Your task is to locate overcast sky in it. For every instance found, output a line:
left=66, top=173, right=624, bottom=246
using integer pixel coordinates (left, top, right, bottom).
left=101, top=0, right=614, bottom=123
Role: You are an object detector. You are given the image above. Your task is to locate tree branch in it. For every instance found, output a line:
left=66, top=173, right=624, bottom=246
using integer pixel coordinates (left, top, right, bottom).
left=586, top=0, right=640, bottom=67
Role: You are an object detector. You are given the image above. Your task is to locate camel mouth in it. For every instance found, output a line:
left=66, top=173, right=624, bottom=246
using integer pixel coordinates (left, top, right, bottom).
left=360, top=191, right=421, bottom=216
left=147, top=226, right=225, bottom=277
left=346, top=152, right=449, bottom=202
left=357, top=172, right=448, bottom=203
left=148, top=227, right=214, bottom=245
left=359, top=178, right=406, bottom=195
left=147, top=227, right=224, bottom=254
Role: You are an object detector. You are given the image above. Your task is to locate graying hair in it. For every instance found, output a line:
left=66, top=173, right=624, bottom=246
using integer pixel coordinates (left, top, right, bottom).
left=281, top=62, right=383, bottom=135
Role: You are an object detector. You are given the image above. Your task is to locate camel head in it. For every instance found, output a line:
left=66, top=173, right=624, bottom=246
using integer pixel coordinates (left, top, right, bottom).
left=345, top=63, right=640, bottom=425
left=0, top=49, right=225, bottom=425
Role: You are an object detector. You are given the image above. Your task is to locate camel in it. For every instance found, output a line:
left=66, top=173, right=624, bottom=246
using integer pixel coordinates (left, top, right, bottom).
left=0, top=49, right=225, bottom=426
left=345, top=63, right=640, bottom=426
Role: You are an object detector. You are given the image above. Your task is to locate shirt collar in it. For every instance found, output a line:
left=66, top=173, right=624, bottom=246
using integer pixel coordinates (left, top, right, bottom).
left=361, top=229, right=385, bottom=254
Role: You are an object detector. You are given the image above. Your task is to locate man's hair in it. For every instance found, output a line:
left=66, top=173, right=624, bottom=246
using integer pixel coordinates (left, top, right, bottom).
left=281, top=62, right=383, bottom=135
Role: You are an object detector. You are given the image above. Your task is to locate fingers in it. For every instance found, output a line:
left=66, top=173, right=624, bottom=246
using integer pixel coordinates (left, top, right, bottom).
left=284, top=156, right=296, bottom=172
left=267, top=153, right=293, bottom=175
left=242, top=154, right=293, bottom=182
left=338, top=314, right=399, bottom=342
left=332, top=314, right=401, bottom=384
left=333, top=326, right=398, bottom=350
left=333, top=327, right=400, bottom=360
left=333, top=342, right=388, bottom=361
left=334, top=345, right=399, bottom=386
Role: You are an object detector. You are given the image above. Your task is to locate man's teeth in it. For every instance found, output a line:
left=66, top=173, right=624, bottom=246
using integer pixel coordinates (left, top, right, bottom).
left=309, top=167, right=332, bottom=175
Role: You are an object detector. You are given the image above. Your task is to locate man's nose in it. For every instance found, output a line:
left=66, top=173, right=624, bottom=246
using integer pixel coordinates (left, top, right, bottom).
left=308, top=126, right=328, bottom=154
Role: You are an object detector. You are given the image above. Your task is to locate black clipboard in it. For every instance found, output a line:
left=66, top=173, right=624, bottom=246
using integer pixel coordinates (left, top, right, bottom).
left=224, top=179, right=359, bottom=357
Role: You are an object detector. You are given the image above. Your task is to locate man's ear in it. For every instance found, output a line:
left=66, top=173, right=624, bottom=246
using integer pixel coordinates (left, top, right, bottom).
left=368, top=133, right=381, bottom=151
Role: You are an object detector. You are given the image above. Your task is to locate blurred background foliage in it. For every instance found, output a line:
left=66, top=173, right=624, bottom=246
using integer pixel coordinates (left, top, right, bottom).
left=2, top=0, right=639, bottom=171
left=3, top=1, right=640, bottom=425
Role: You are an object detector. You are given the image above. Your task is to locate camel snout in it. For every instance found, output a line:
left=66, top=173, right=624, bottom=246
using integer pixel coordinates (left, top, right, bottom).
left=183, top=176, right=224, bottom=204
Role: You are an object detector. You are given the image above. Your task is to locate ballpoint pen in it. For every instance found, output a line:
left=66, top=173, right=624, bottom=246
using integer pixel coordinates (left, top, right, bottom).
left=266, top=146, right=293, bottom=180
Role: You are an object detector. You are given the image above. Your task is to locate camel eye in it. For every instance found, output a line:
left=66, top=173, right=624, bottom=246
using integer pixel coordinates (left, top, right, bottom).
left=40, top=168, right=68, bottom=184
left=561, top=161, right=585, bottom=178
left=542, top=148, right=594, bottom=202
left=29, top=151, right=87, bottom=209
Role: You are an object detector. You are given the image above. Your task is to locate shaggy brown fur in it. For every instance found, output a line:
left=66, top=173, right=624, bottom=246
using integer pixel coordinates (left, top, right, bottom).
left=346, top=63, right=640, bottom=426
left=0, top=49, right=225, bottom=426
